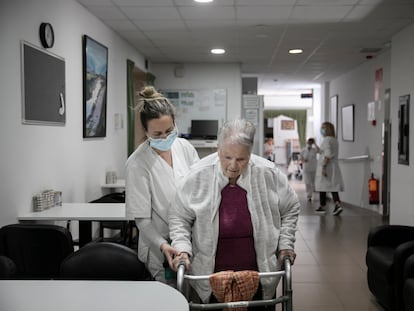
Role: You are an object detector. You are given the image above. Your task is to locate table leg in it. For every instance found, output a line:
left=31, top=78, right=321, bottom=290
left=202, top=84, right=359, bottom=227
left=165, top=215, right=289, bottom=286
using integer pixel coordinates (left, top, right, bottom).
left=79, top=220, right=92, bottom=247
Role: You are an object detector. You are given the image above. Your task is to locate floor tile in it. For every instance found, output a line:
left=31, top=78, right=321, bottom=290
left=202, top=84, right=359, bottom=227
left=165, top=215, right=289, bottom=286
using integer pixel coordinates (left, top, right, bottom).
left=285, top=178, right=387, bottom=311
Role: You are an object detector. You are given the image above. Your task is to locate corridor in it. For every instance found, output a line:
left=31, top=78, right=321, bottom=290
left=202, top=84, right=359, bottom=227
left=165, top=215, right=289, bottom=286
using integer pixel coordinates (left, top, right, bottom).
left=286, top=177, right=387, bottom=311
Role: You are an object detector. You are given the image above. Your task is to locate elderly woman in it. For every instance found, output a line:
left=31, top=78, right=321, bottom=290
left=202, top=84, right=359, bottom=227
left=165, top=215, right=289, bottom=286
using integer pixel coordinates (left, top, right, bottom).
left=169, top=119, right=300, bottom=306
left=126, top=86, right=199, bottom=284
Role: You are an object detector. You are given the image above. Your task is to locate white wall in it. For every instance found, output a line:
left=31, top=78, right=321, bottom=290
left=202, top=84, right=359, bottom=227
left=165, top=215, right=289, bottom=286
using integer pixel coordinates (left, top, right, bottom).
left=151, top=63, right=242, bottom=121
left=0, top=0, right=146, bottom=226
left=329, top=50, right=390, bottom=209
left=389, top=23, right=414, bottom=225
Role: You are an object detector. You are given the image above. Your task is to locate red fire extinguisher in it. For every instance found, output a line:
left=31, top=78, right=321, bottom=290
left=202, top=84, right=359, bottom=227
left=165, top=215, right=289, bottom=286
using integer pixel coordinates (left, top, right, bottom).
left=369, top=173, right=380, bottom=204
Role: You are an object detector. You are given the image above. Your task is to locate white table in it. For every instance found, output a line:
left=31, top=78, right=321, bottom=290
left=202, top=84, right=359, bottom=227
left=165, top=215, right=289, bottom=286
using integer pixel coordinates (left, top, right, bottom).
left=18, top=203, right=127, bottom=247
left=0, top=280, right=189, bottom=311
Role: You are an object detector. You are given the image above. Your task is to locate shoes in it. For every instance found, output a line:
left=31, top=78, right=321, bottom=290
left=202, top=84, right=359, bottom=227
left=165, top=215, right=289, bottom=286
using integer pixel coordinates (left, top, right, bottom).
left=333, top=203, right=343, bottom=216
left=315, top=206, right=326, bottom=214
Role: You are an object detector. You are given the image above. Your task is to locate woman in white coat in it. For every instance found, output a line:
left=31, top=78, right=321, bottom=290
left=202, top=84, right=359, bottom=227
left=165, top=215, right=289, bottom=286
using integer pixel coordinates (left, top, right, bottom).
left=314, top=122, right=344, bottom=215
left=125, top=86, right=199, bottom=283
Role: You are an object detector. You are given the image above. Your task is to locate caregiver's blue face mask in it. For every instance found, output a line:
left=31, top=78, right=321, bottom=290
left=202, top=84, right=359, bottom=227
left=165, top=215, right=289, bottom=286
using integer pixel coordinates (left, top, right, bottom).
left=148, top=129, right=178, bottom=151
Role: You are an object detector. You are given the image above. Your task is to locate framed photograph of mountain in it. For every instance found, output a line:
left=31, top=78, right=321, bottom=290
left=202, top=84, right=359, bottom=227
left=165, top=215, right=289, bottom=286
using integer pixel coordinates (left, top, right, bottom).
left=83, top=35, right=108, bottom=138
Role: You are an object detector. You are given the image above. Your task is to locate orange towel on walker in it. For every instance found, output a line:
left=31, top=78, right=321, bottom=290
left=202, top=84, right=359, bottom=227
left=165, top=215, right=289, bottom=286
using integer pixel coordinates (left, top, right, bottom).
left=209, top=270, right=259, bottom=310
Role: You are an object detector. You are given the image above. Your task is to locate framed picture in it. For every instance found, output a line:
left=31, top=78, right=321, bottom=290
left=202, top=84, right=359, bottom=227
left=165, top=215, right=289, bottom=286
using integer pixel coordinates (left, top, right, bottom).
left=398, top=94, right=410, bottom=165
left=83, top=35, right=108, bottom=138
left=281, top=120, right=295, bottom=130
left=341, top=105, right=354, bottom=141
left=330, top=95, right=338, bottom=135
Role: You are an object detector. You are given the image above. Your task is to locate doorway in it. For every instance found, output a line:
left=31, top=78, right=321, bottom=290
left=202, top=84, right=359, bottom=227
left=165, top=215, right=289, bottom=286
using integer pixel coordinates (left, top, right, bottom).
left=132, top=67, right=147, bottom=149
left=382, top=88, right=391, bottom=217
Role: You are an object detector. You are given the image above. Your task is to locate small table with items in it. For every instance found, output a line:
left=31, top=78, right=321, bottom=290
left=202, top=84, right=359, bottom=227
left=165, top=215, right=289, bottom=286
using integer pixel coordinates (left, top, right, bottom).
left=18, top=202, right=127, bottom=247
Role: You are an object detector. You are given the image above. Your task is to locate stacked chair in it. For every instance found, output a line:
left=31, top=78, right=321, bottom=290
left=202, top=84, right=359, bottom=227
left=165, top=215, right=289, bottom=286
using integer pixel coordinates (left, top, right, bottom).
left=89, top=192, right=136, bottom=246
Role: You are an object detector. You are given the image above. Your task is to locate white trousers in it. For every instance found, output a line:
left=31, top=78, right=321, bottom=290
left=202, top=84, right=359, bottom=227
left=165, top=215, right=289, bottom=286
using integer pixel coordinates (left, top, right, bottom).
left=304, top=169, right=316, bottom=199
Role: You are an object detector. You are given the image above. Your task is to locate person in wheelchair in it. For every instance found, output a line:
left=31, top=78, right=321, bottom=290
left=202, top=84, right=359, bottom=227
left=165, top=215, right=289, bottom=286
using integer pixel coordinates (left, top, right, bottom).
left=169, top=119, right=300, bottom=309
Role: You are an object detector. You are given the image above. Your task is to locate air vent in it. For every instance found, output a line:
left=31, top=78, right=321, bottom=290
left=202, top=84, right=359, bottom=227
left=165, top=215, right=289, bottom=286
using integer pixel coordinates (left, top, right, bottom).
left=360, top=48, right=382, bottom=54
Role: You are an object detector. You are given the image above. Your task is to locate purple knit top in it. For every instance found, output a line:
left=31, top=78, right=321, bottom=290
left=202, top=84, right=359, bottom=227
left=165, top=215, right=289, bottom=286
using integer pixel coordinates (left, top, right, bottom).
left=214, top=184, right=258, bottom=272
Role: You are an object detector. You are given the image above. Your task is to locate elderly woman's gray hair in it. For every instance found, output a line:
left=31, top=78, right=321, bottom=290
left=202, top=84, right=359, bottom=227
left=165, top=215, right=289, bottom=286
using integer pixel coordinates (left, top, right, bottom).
left=217, top=119, right=256, bottom=152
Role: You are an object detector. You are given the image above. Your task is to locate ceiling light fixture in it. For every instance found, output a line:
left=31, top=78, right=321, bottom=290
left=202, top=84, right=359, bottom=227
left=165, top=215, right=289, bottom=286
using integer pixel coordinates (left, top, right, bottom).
left=194, top=0, right=213, bottom=3
left=211, top=48, right=225, bottom=55
left=289, top=49, right=303, bottom=54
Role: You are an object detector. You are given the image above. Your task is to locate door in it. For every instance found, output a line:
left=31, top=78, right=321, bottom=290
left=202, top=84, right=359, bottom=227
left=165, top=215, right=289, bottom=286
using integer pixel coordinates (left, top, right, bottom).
left=382, top=88, right=391, bottom=217
left=242, top=95, right=264, bottom=156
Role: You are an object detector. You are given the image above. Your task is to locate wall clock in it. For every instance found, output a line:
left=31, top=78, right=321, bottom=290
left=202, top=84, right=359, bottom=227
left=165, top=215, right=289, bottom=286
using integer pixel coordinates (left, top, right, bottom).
left=39, top=22, right=54, bottom=48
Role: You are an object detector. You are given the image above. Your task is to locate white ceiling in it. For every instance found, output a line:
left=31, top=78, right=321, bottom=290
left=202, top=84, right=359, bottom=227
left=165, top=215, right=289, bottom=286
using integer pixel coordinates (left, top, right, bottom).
left=76, top=0, right=414, bottom=93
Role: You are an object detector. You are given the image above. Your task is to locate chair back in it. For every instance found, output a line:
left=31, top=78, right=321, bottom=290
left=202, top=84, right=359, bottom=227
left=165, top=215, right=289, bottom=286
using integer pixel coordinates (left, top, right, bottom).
left=89, top=192, right=130, bottom=245
left=0, top=224, right=74, bottom=279
left=0, top=255, right=17, bottom=279
left=59, top=242, right=147, bottom=280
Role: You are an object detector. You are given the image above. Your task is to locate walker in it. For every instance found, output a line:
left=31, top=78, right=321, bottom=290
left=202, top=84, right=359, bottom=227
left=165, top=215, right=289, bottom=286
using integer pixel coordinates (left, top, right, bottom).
left=177, top=256, right=293, bottom=310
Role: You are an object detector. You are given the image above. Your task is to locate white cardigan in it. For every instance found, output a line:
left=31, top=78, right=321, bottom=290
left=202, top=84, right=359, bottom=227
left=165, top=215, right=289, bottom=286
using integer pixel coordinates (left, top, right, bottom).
left=169, top=153, right=300, bottom=302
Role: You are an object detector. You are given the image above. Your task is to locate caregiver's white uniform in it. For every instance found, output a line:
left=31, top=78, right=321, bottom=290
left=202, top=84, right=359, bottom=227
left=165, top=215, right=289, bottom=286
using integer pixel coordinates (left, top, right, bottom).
left=126, top=138, right=199, bottom=281
left=315, top=136, right=344, bottom=192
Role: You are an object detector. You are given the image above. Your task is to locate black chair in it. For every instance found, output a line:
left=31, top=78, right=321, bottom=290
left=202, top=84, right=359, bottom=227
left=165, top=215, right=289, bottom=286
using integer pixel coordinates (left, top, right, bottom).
left=89, top=192, right=131, bottom=245
left=59, top=242, right=149, bottom=281
left=366, top=224, right=414, bottom=311
left=403, top=254, right=414, bottom=311
left=0, top=255, right=17, bottom=279
left=0, top=223, right=74, bottom=279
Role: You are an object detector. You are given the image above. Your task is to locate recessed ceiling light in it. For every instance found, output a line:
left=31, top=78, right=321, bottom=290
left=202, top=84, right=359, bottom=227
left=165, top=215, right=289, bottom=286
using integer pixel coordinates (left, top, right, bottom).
left=211, top=48, right=225, bottom=55
left=289, top=49, right=303, bottom=54
left=194, top=0, right=213, bottom=3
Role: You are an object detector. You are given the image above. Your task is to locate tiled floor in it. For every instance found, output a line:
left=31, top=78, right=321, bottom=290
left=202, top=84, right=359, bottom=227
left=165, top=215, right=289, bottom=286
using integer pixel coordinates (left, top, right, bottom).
left=285, top=177, right=388, bottom=311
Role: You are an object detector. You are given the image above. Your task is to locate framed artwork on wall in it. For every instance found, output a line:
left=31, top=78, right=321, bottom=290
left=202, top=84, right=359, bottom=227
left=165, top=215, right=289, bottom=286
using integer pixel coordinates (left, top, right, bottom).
left=341, top=105, right=354, bottom=142
left=83, top=35, right=108, bottom=138
left=281, top=120, right=295, bottom=130
left=330, top=95, right=338, bottom=135
left=398, top=94, right=410, bottom=165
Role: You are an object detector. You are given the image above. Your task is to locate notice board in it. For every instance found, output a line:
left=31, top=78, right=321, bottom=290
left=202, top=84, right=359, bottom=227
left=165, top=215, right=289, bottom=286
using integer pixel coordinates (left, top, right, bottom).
left=162, top=89, right=227, bottom=134
left=21, top=41, right=66, bottom=125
